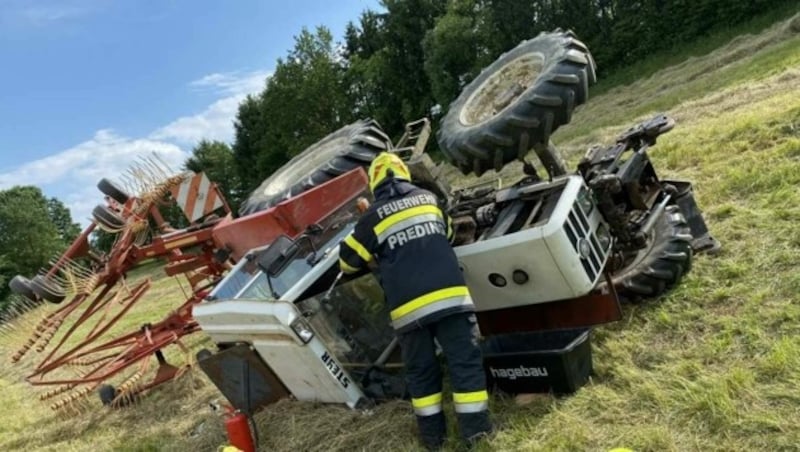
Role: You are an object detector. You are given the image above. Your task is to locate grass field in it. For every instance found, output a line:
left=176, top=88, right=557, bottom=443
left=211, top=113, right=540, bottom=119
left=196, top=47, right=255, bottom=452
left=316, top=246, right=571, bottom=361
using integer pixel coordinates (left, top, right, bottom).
left=2, top=10, right=800, bottom=452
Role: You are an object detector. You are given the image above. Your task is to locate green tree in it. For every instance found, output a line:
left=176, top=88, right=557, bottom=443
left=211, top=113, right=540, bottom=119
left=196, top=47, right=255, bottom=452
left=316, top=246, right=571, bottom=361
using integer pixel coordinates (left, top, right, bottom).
left=423, top=0, right=495, bottom=107
left=185, top=140, right=242, bottom=212
left=90, top=229, right=117, bottom=255
left=0, top=255, right=13, bottom=314
left=233, top=27, right=354, bottom=198
left=0, top=186, right=65, bottom=301
left=260, top=27, right=355, bottom=158
left=482, top=0, right=541, bottom=56
left=233, top=94, right=269, bottom=197
left=345, top=0, right=448, bottom=138
left=47, top=198, right=81, bottom=243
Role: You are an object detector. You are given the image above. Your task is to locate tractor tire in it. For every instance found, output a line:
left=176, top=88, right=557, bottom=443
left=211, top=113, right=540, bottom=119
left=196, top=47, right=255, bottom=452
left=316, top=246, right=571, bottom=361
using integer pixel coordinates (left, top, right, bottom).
left=437, top=30, right=597, bottom=176
left=30, top=275, right=66, bottom=304
left=9, top=275, right=38, bottom=301
left=238, top=119, right=392, bottom=216
left=600, top=205, right=693, bottom=302
left=92, top=205, right=126, bottom=230
left=97, top=178, right=130, bottom=204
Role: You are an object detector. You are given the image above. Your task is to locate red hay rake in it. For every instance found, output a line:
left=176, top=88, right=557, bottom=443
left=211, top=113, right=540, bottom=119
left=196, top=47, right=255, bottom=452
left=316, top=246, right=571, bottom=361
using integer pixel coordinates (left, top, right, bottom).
left=3, top=155, right=231, bottom=411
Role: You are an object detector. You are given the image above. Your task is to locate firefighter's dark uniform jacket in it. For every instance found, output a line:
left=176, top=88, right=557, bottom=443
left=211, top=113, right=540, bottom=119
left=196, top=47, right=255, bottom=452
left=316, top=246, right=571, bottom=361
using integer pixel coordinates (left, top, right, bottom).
left=339, top=178, right=491, bottom=446
left=338, top=180, right=474, bottom=334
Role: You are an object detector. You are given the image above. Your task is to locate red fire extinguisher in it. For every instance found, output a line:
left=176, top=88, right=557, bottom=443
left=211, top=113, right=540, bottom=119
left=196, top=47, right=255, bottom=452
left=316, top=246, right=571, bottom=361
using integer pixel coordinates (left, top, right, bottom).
left=214, top=403, right=256, bottom=452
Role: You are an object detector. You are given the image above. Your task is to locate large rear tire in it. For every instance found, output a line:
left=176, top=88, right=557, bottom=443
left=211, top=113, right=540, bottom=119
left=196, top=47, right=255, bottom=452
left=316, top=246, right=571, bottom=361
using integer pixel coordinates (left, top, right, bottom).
left=601, top=205, right=693, bottom=302
left=238, top=119, right=392, bottom=216
left=437, top=30, right=596, bottom=176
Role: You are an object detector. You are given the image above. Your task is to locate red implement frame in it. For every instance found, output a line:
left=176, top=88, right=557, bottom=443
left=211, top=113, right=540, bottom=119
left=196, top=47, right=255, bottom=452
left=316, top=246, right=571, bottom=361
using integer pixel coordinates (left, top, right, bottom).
left=9, top=168, right=370, bottom=410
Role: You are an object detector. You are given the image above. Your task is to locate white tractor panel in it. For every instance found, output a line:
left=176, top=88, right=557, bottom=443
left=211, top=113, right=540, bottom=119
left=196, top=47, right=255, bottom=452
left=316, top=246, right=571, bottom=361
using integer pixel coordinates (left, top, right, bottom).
left=193, top=299, right=364, bottom=408
left=455, top=176, right=610, bottom=311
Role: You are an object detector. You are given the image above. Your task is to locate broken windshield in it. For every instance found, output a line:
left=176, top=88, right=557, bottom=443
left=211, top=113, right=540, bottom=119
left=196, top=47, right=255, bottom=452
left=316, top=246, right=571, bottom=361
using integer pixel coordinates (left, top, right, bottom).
left=207, top=204, right=361, bottom=302
left=239, top=224, right=354, bottom=299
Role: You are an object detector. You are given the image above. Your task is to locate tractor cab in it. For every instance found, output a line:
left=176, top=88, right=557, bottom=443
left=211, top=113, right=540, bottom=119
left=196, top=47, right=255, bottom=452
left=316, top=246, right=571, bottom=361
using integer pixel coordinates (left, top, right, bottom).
left=193, top=169, right=404, bottom=411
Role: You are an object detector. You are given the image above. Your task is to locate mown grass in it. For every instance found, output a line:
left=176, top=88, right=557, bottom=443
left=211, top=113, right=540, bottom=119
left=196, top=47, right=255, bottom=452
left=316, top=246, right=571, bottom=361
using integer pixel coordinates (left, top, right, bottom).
left=553, top=10, right=800, bottom=152
left=0, top=271, right=220, bottom=452
left=2, top=11, right=800, bottom=452
left=590, top=1, right=800, bottom=96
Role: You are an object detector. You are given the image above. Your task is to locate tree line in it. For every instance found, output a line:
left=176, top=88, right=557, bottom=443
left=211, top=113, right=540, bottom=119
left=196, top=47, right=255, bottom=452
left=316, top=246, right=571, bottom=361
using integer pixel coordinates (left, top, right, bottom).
left=0, top=187, right=81, bottom=313
left=202, top=0, right=794, bottom=210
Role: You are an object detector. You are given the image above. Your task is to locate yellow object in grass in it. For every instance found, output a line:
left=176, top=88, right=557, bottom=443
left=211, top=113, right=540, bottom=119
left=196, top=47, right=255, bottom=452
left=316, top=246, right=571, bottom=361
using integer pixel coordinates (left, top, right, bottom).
left=219, top=446, right=243, bottom=452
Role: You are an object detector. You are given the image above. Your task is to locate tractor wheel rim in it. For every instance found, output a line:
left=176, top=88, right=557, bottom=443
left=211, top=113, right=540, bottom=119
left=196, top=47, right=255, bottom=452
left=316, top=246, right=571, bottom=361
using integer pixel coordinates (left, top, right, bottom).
left=260, top=135, right=351, bottom=198
left=459, top=53, right=545, bottom=126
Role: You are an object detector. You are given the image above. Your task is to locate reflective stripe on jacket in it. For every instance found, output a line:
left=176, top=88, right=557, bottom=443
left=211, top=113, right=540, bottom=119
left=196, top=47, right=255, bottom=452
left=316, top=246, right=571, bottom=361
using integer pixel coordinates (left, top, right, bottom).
left=339, top=180, right=473, bottom=332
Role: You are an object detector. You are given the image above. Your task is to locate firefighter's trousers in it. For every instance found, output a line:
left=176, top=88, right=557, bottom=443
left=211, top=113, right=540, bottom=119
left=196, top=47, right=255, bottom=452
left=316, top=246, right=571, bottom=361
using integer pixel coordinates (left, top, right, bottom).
left=397, top=312, right=492, bottom=448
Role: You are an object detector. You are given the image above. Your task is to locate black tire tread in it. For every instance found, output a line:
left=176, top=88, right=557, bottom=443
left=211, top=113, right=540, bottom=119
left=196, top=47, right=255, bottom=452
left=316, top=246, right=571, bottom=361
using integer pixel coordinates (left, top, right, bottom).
left=238, top=119, right=392, bottom=216
left=97, top=178, right=130, bottom=204
left=9, top=275, right=37, bottom=301
left=437, top=30, right=596, bottom=176
left=602, top=205, right=693, bottom=302
left=93, top=205, right=126, bottom=230
left=30, top=275, right=66, bottom=304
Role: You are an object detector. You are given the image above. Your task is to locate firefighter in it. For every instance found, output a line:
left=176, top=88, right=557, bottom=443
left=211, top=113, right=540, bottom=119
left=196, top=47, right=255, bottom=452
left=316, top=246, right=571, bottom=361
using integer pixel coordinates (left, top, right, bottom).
left=339, top=152, right=493, bottom=450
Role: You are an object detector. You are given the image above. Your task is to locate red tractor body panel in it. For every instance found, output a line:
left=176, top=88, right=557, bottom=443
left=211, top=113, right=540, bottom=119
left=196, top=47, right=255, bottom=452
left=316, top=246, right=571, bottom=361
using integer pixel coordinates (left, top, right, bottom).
left=212, top=168, right=370, bottom=261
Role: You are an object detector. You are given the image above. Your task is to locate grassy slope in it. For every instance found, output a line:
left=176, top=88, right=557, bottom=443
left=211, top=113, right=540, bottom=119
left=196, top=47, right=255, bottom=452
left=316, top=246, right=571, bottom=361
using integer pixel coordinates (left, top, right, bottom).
left=2, top=11, right=800, bottom=452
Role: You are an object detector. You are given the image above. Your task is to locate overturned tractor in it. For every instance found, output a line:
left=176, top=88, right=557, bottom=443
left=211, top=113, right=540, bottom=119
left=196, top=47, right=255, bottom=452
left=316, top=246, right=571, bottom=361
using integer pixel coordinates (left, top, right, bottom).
left=192, top=30, right=719, bottom=416
left=4, top=30, right=719, bottom=416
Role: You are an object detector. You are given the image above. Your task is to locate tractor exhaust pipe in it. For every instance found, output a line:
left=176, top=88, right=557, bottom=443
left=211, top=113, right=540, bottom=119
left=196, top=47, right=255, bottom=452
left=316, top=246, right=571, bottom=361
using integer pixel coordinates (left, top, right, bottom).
left=640, top=194, right=672, bottom=237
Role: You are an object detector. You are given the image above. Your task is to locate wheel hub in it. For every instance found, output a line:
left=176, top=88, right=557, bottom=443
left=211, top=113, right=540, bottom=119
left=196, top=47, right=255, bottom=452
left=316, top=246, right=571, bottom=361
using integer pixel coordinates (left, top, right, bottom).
left=460, top=53, right=544, bottom=126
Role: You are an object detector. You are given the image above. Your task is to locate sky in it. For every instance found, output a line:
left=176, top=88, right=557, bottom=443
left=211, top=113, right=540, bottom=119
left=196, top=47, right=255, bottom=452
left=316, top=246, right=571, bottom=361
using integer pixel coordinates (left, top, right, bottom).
left=0, top=0, right=381, bottom=226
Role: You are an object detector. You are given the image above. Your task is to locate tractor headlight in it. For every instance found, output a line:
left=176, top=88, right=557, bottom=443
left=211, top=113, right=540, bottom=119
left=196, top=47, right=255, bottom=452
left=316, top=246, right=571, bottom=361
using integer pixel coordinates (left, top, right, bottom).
left=578, top=239, right=592, bottom=259
left=577, top=188, right=594, bottom=216
left=290, top=317, right=315, bottom=344
left=596, top=223, right=612, bottom=250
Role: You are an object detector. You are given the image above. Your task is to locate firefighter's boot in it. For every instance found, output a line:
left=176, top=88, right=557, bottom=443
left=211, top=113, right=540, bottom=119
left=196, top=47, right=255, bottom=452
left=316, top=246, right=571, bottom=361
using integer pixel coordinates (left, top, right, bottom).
left=417, top=411, right=446, bottom=451
left=457, top=410, right=493, bottom=446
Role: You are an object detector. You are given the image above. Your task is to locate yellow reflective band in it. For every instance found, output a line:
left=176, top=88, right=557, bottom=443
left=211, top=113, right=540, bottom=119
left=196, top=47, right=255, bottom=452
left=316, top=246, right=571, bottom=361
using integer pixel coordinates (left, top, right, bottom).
left=339, top=258, right=359, bottom=274
left=344, top=234, right=372, bottom=263
left=447, top=216, right=453, bottom=239
left=374, top=205, right=442, bottom=236
left=412, top=392, right=442, bottom=409
left=453, top=390, right=489, bottom=404
left=390, top=286, right=469, bottom=321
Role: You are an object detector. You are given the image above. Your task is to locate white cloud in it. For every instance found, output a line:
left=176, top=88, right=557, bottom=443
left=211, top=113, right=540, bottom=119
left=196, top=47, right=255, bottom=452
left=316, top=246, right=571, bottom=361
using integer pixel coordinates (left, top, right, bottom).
left=150, top=95, right=245, bottom=145
left=189, top=70, right=270, bottom=96
left=21, top=5, right=88, bottom=25
left=0, top=129, right=186, bottom=189
left=0, top=130, right=189, bottom=226
left=1, top=0, right=100, bottom=28
left=0, top=69, right=270, bottom=228
left=151, top=70, right=270, bottom=145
